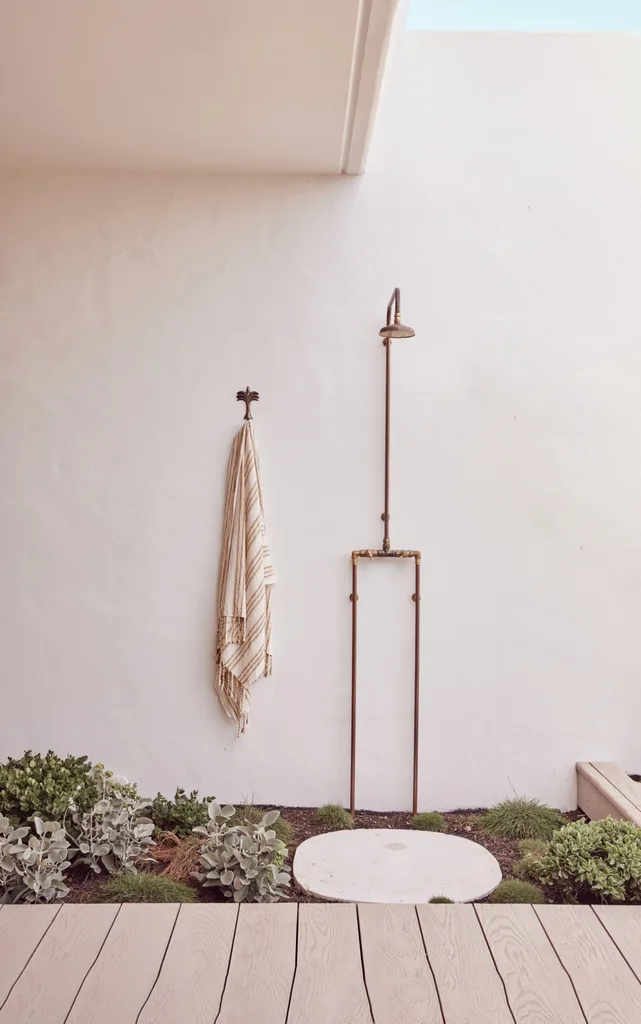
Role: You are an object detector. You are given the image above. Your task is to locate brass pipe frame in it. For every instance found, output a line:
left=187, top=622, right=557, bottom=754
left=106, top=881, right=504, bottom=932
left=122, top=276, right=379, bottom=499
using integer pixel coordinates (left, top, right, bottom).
left=350, top=288, right=421, bottom=816
left=349, top=548, right=421, bottom=817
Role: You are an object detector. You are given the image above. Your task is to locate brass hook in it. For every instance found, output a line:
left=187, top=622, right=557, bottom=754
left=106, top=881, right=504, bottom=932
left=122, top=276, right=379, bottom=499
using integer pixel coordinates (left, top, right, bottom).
left=236, top=387, right=259, bottom=421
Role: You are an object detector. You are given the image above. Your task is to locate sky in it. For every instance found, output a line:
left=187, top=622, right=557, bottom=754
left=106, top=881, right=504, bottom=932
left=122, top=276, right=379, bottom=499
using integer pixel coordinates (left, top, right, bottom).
left=407, top=0, right=641, bottom=31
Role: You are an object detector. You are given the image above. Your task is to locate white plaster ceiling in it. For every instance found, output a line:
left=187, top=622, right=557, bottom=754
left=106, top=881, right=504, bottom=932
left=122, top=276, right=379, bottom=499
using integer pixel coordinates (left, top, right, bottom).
left=0, top=0, right=397, bottom=174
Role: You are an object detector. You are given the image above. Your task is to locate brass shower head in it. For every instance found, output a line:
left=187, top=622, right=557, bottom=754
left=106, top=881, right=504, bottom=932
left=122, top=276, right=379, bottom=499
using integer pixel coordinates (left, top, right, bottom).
left=379, top=287, right=415, bottom=339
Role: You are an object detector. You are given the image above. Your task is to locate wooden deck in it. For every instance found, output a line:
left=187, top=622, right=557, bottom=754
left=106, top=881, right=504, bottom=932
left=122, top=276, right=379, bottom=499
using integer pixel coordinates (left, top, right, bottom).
left=2, top=902, right=641, bottom=1023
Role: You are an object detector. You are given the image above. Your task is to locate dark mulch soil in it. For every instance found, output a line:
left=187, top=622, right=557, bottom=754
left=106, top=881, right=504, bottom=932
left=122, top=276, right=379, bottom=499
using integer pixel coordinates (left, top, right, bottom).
left=64, top=806, right=579, bottom=904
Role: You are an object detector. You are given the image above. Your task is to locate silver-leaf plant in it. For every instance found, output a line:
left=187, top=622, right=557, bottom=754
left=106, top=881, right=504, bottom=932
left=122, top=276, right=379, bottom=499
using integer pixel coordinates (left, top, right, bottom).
left=0, top=815, right=72, bottom=904
left=193, top=802, right=291, bottom=903
left=68, top=765, right=155, bottom=874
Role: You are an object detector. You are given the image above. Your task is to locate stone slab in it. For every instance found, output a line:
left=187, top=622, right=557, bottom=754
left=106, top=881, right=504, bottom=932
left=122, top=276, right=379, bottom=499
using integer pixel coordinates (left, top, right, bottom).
left=293, top=828, right=502, bottom=903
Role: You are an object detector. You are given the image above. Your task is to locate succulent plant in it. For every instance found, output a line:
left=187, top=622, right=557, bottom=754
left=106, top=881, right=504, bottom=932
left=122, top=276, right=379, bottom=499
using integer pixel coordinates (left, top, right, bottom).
left=231, top=803, right=293, bottom=846
left=69, top=765, right=155, bottom=874
left=0, top=815, right=72, bottom=904
left=193, top=802, right=291, bottom=903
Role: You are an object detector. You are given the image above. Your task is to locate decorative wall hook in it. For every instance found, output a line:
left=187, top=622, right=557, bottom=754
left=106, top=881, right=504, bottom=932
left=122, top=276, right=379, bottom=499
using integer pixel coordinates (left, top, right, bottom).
left=236, top=387, right=259, bottom=421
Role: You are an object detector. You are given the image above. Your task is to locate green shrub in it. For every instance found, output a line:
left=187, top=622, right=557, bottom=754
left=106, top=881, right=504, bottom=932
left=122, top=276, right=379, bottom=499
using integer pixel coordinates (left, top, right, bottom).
left=149, top=789, right=213, bottom=837
left=411, top=812, right=447, bottom=833
left=0, top=751, right=98, bottom=825
left=193, top=802, right=291, bottom=903
left=539, top=818, right=641, bottom=903
left=489, top=880, right=545, bottom=904
left=231, top=804, right=293, bottom=846
left=314, top=804, right=354, bottom=830
left=481, top=798, right=566, bottom=841
left=429, top=896, right=453, bottom=903
left=97, top=872, right=196, bottom=903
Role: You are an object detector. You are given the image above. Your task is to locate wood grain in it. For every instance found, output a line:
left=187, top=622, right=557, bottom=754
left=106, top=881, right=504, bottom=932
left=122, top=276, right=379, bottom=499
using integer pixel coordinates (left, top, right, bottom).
left=288, top=903, right=372, bottom=1024
left=0, top=904, right=118, bottom=1024
left=477, top=903, right=585, bottom=1023
left=576, top=762, right=641, bottom=826
left=217, top=902, right=297, bottom=1024
left=0, top=905, right=60, bottom=1008
left=139, top=904, right=237, bottom=1024
left=65, top=903, right=178, bottom=1024
left=591, top=763, right=641, bottom=814
left=417, top=904, right=513, bottom=1024
left=358, top=903, right=443, bottom=1024
left=536, top=904, right=641, bottom=1023
left=593, top=906, right=641, bottom=982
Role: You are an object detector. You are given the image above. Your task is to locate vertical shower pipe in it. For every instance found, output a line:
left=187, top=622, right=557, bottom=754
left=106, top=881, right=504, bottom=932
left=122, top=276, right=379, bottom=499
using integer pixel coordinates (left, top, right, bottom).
left=383, top=333, right=391, bottom=552
left=413, top=556, right=421, bottom=810
left=350, top=554, right=358, bottom=816
left=350, top=289, right=421, bottom=817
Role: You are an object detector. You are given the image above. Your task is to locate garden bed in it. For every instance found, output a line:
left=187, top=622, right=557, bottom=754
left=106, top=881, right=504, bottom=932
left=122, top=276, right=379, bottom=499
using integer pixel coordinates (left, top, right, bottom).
left=1, top=752, right=614, bottom=907
left=64, top=805, right=579, bottom=905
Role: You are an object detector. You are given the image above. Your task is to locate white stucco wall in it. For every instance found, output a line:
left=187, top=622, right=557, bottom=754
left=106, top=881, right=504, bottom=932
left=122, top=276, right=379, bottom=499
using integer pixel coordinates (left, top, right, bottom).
left=1, top=32, right=641, bottom=811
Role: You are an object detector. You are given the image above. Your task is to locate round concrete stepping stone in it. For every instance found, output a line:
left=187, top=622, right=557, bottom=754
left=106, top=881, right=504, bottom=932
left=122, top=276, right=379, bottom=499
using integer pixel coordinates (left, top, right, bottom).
left=293, top=828, right=501, bottom=903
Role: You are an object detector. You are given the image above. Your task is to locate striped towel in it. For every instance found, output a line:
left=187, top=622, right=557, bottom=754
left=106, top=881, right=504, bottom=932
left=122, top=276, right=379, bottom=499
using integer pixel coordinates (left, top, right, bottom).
left=215, top=421, right=275, bottom=733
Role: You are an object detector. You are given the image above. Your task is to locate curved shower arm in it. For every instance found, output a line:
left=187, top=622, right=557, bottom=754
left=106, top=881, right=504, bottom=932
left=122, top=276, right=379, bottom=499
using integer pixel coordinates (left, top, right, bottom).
left=386, top=287, right=401, bottom=327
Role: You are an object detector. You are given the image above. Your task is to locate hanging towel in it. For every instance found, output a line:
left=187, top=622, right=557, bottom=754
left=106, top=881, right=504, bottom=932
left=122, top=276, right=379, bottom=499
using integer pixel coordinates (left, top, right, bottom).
left=215, top=421, right=275, bottom=732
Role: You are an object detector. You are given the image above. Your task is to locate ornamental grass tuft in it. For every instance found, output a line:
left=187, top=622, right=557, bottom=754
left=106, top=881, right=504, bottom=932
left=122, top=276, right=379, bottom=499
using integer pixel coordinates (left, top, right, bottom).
left=411, top=812, right=447, bottom=833
left=489, top=880, right=545, bottom=904
left=480, top=798, right=566, bottom=841
left=97, top=872, right=197, bottom=903
left=313, top=804, right=354, bottom=830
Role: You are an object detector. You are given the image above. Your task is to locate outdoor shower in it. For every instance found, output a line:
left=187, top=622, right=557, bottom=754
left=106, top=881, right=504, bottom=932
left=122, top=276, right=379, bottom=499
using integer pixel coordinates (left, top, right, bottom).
left=349, top=288, right=421, bottom=815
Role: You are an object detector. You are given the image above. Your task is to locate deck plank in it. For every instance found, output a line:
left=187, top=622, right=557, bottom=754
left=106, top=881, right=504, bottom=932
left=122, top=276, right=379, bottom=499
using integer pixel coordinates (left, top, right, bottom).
left=536, top=905, right=641, bottom=1023
left=477, top=904, right=585, bottom=1023
left=358, top=904, right=443, bottom=1024
left=65, top=903, right=178, bottom=1024
left=592, top=906, right=641, bottom=983
left=417, top=904, right=513, bottom=1024
left=288, top=903, right=372, bottom=1024
left=0, top=904, right=118, bottom=1024
left=0, top=905, right=60, bottom=1008
left=139, top=904, right=237, bottom=1024
left=217, top=902, right=297, bottom=1024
